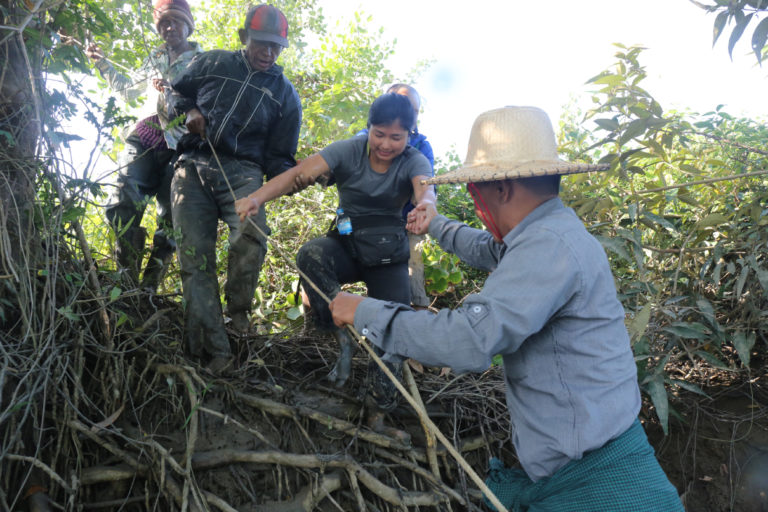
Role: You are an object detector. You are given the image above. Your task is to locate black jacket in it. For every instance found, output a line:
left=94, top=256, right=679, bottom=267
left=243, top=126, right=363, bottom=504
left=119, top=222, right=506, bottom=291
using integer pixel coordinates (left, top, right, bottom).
left=168, top=49, right=301, bottom=179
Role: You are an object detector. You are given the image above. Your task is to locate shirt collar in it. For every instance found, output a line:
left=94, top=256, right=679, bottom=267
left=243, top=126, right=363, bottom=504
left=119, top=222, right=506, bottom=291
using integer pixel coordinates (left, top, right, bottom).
left=239, top=50, right=283, bottom=75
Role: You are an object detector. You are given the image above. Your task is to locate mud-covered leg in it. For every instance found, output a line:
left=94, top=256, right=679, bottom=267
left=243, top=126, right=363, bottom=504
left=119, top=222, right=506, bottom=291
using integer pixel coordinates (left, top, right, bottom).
left=328, top=328, right=356, bottom=387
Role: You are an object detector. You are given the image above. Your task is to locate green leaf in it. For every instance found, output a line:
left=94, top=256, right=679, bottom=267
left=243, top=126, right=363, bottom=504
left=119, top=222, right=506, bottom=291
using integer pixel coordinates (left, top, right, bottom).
left=732, top=331, right=755, bottom=367
left=662, top=322, right=711, bottom=340
left=590, top=73, right=624, bottom=87
left=729, top=13, right=754, bottom=60
left=751, top=17, right=768, bottom=63
left=619, top=118, right=647, bottom=145
left=713, top=10, right=729, bottom=46
left=594, top=118, right=620, bottom=131
left=735, top=264, right=750, bottom=297
left=696, top=213, right=729, bottom=229
left=628, top=303, right=652, bottom=343
left=286, top=306, right=302, bottom=320
left=645, top=373, right=669, bottom=435
left=109, top=286, right=122, bottom=302
left=641, top=211, right=678, bottom=232
left=670, top=379, right=710, bottom=398
left=595, top=235, right=632, bottom=262
left=694, top=350, right=730, bottom=370
left=695, top=298, right=716, bottom=325
left=62, top=206, right=86, bottom=223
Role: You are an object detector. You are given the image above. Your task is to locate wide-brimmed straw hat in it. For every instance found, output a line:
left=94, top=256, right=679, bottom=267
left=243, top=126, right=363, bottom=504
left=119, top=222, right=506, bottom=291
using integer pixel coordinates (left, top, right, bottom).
left=425, top=106, right=608, bottom=185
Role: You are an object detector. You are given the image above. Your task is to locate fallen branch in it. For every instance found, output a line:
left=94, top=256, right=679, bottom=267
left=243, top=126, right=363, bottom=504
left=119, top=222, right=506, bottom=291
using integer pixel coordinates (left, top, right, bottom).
left=192, top=449, right=449, bottom=507
left=249, top=472, right=342, bottom=512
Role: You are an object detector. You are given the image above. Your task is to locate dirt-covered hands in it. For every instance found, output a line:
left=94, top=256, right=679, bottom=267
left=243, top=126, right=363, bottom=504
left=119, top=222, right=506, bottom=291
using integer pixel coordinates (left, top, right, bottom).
left=406, top=201, right=437, bottom=235
left=329, top=292, right=365, bottom=327
left=185, top=108, right=206, bottom=136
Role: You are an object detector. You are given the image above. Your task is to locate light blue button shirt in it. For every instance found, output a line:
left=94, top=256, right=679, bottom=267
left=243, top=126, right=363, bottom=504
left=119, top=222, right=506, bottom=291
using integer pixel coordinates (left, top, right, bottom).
left=354, top=197, right=641, bottom=481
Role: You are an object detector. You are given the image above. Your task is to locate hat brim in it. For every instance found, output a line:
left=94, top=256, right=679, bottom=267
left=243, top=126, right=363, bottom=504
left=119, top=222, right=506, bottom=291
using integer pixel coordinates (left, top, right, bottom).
left=424, top=159, right=609, bottom=185
left=246, top=30, right=288, bottom=48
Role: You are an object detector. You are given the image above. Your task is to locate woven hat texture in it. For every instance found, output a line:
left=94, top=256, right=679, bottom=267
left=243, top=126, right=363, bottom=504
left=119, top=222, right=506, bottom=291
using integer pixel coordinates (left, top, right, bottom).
left=426, top=106, right=607, bottom=185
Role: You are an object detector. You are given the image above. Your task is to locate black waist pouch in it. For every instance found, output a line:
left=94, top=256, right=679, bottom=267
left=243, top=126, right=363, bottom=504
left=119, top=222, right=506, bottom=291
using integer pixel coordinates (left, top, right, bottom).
left=336, top=215, right=409, bottom=267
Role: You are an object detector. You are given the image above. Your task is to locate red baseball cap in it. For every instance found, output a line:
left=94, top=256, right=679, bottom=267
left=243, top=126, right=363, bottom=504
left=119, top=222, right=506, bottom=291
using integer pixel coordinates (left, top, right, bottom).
left=244, top=4, right=289, bottom=48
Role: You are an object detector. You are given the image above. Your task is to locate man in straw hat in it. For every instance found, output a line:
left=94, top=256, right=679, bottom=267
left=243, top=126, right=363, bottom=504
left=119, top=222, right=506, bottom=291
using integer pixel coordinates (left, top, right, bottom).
left=329, top=106, right=684, bottom=510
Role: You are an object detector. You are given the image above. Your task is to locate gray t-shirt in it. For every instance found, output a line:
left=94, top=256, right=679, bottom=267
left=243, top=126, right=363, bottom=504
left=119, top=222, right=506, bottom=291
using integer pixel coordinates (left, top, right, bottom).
left=320, top=135, right=432, bottom=221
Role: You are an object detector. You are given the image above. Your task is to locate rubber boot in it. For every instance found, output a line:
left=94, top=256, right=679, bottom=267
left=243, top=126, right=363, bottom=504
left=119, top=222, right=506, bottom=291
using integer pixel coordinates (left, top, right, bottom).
left=327, top=328, right=356, bottom=388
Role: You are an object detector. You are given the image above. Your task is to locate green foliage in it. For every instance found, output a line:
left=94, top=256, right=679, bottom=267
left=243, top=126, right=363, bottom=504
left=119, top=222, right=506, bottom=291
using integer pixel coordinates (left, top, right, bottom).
left=559, top=44, right=768, bottom=432
left=692, top=0, right=768, bottom=62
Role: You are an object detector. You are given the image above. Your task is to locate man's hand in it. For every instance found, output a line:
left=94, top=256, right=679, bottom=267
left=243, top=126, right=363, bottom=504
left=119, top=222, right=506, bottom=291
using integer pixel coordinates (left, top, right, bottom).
left=185, top=108, right=206, bottom=136
left=406, top=201, right=437, bottom=235
left=329, top=292, right=365, bottom=328
left=235, top=195, right=261, bottom=222
left=85, top=43, right=105, bottom=62
left=152, top=78, right=169, bottom=92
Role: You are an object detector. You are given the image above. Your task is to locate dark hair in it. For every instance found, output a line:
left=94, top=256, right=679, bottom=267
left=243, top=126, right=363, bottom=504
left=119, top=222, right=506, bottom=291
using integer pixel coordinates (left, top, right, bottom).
left=367, top=93, right=415, bottom=132
left=517, top=174, right=561, bottom=196
left=386, top=83, right=421, bottom=110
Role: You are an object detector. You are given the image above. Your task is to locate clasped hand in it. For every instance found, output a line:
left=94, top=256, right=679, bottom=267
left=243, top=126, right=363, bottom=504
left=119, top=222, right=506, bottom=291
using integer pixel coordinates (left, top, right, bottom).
left=406, top=202, right=437, bottom=235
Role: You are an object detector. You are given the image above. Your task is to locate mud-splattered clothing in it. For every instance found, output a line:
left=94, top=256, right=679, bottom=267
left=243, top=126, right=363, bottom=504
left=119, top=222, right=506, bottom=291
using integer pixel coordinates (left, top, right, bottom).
left=168, top=51, right=300, bottom=358
left=172, top=151, right=270, bottom=358
left=298, top=136, right=430, bottom=409
left=97, top=42, right=204, bottom=289
left=168, top=49, right=301, bottom=179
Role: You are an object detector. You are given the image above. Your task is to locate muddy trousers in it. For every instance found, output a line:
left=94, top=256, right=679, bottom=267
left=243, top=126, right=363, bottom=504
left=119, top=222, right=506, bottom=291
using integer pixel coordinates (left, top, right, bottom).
left=105, top=133, right=176, bottom=290
left=171, top=151, right=269, bottom=359
left=297, top=235, right=409, bottom=410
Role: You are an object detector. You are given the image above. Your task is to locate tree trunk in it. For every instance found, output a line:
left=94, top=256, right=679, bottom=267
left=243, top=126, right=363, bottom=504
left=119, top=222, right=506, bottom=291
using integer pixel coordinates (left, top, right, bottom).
left=0, top=0, right=43, bottom=324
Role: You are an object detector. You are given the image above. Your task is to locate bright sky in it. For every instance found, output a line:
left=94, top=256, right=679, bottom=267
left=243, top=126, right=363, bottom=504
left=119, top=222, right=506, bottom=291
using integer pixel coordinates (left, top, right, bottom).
left=321, top=0, right=767, bottom=160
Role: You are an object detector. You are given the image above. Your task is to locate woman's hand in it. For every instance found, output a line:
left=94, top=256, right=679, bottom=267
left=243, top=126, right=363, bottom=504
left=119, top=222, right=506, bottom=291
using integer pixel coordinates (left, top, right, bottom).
left=406, top=202, right=437, bottom=235
left=185, top=108, right=206, bottom=136
left=329, top=292, right=365, bottom=328
left=235, top=195, right=262, bottom=222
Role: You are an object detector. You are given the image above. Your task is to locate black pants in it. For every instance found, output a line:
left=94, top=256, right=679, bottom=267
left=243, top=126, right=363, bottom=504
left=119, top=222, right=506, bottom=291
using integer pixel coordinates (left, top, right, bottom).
left=296, top=234, right=410, bottom=330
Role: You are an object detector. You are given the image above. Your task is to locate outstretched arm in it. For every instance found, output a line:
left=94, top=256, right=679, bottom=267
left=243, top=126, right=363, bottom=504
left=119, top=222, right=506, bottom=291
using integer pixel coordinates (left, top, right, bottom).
left=235, top=153, right=331, bottom=222
left=406, top=176, right=437, bottom=235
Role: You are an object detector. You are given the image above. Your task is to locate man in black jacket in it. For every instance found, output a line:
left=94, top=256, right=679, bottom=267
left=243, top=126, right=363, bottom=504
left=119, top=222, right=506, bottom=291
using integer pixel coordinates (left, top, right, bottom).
left=168, top=4, right=301, bottom=373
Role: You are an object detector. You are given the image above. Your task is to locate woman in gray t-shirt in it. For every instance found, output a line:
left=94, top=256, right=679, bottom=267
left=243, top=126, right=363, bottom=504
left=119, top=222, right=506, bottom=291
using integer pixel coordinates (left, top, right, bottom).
left=235, top=93, right=435, bottom=434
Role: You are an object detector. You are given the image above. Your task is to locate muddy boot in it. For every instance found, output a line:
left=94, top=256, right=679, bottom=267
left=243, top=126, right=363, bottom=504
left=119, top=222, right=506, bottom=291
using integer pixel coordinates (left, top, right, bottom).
left=364, top=357, right=410, bottom=444
left=115, top=226, right=146, bottom=286
left=229, top=311, right=250, bottom=334
left=327, top=328, right=356, bottom=388
left=140, top=245, right=174, bottom=292
left=205, top=355, right=235, bottom=376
